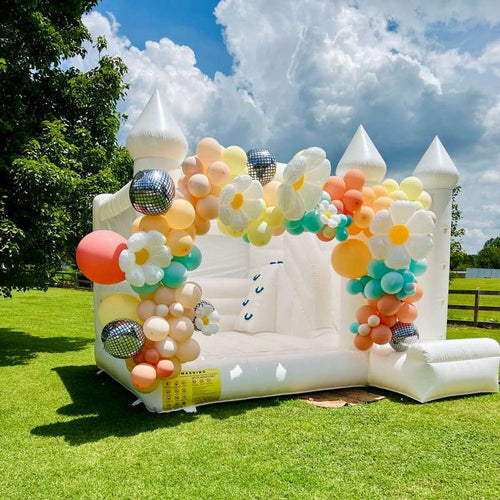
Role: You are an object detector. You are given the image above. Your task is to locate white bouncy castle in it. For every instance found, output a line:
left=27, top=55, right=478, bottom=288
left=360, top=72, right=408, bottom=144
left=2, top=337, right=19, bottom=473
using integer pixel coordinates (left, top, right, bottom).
left=76, top=90, right=499, bottom=413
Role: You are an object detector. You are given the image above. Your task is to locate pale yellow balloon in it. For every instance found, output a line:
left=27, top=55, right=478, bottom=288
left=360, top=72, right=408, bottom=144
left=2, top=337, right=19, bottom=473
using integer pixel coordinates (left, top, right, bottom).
left=217, top=219, right=245, bottom=237
left=247, top=219, right=272, bottom=246
left=389, top=190, right=408, bottom=201
left=400, top=176, right=423, bottom=200
left=414, top=201, right=424, bottom=210
left=165, top=199, right=196, bottom=230
left=382, top=179, right=399, bottom=194
left=263, top=206, right=284, bottom=228
left=417, top=191, right=432, bottom=210
left=98, top=294, right=141, bottom=326
left=221, top=145, right=248, bottom=176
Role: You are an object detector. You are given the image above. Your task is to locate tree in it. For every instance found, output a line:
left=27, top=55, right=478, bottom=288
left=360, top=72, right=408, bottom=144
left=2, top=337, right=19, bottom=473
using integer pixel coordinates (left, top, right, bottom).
left=0, top=1, right=132, bottom=296
left=449, top=186, right=466, bottom=270
left=476, top=238, right=500, bottom=269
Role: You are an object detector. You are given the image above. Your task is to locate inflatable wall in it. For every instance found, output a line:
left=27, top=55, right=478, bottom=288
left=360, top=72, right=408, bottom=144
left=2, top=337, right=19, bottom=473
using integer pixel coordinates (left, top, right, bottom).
left=78, top=90, right=499, bottom=413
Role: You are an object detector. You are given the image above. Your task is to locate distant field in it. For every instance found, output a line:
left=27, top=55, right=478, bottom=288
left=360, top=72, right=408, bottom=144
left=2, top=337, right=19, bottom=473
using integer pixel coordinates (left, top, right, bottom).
left=448, top=278, right=500, bottom=325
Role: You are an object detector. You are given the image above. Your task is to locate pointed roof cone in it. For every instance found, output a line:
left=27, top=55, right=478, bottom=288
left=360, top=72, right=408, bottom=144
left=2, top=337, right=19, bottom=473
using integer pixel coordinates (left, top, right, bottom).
left=413, top=136, right=459, bottom=189
left=126, top=89, right=188, bottom=163
left=336, top=125, right=386, bottom=184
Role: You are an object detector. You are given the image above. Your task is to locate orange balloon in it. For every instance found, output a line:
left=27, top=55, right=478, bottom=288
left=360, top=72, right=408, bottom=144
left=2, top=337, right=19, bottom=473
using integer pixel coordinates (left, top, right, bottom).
left=353, top=206, right=374, bottom=229
left=362, top=187, right=375, bottom=206
left=131, top=363, right=157, bottom=389
left=138, top=215, right=170, bottom=235
left=182, top=156, right=204, bottom=177
left=354, top=334, right=373, bottom=350
left=194, top=215, right=211, bottom=235
left=348, top=223, right=362, bottom=235
left=343, top=169, right=365, bottom=191
left=356, top=305, right=377, bottom=324
left=378, top=313, right=397, bottom=327
left=323, top=176, right=346, bottom=200
left=331, top=239, right=372, bottom=278
left=167, top=230, right=193, bottom=257
left=343, top=189, right=364, bottom=214
left=76, top=230, right=126, bottom=284
left=165, top=199, right=196, bottom=230
left=405, top=284, right=423, bottom=303
left=372, top=196, right=393, bottom=212
left=377, top=295, right=402, bottom=316
left=196, top=137, right=223, bottom=167
left=371, top=325, right=392, bottom=345
left=398, top=302, right=418, bottom=322
left=372, top=185, right=388, bottom=197
left=196, top=195, right=220, bottom=220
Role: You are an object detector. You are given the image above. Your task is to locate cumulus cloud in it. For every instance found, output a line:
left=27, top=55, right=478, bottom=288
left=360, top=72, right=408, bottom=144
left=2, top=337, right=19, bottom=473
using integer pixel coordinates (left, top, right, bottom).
left=71, top=1, right=500, bottom=253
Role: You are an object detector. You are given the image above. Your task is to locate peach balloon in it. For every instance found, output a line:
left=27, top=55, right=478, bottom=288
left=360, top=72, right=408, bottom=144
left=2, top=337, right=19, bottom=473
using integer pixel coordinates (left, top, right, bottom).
left=176, top=338, right=200, bottom=363
left=188, top=174, right=211, bottom=198
left=182, top=156, right=204, bottom=177
left=331, top=239, right=372, bottom=278
left=144, top=348, right=160, bottom=365
left=405, top=284, right=423, bottom=304
left=323, top=176, right=346, bottom=200
left=131, top=363, right=157, bottom=389
left=168, top=316, right=194, bottom=342
left=184, top=308, right=195, bottom=321
left=167, top=230, right=193, bottom=257
left=155, top=359, right=175, bottom=379
left=196, top=195, right=220, bottom=220
left=263, top=180, right=280, bottom=206
left=354, top=334, right=373, bottom=351
left=343, top=189, right=364, bottom=214
left=372, top=185, right=388, bottom=197
left=155, top=337, right=177, bottom=358
left=137, top=300, right=157, bottom=321
left=343, top=169, right=365, bottom=191
left=272, top=225, right=286, bottom=236
left=377, top=295, right=402, bottom=316
left=165, top=199, right=196, bottom=230
left=356, top=305, right=377, bottom=324
left=175, top=282, right=202, bottom=308
left=194, top=215, right=211, bottom=235
left=362, top=187, right=375, bottom=206
left=154, top=286, right=176, bottom=305
left=332, top=199, right=344, bottom=213
left=371, top=325, right=392, bottom=345
left=131, top=217, right=142, bottom=233
left=196, top=137, right=223, bottom=167
left=378, top=313, right=398, bottom=327
left=138, top=215, right=170, bottom=235
left=143, top=316, right=170, bottom=341
left=372, top=196, right=393, bottom=212
left=166, top=358, right=183, bottom=379
left=353, top=206, right=374, bottom=229
left=210, top=184, right=221, bottom=197
left=398, top=302, right=418, bottom=323
left=125, top=357, right=136, bottom=371
left=207, top=161, right=231, bottom=186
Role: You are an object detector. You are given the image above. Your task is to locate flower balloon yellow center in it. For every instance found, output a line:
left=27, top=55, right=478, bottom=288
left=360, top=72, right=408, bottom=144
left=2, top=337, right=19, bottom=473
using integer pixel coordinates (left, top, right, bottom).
left=389, top=224, right=410, bottom=245
left=293, top=175, right=305, bottom=191
left=202, top=316, right=209, bottom=325
left=324, top=211, right=331, bottom=218
left=134, top=248, right=149, bottom=265
left=231, top=193, right=244, bottom=210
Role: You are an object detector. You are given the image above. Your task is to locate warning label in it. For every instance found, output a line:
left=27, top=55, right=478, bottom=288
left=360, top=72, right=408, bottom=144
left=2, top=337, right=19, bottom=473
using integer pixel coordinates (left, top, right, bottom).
left=162, top=368, right=221, bottom=411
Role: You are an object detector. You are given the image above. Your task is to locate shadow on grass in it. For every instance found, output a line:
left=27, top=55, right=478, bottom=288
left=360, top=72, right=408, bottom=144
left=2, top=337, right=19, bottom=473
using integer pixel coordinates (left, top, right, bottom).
left=0, top=328, right=93, bottom=366
left=31, top=365, right=279, bottom=446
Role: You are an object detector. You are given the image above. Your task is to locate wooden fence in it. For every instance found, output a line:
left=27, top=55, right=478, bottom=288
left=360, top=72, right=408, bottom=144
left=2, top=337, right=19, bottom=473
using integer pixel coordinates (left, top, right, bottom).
left=448, top=288, right=500, bottom=328
left=53, top=271, right=92, bottom=290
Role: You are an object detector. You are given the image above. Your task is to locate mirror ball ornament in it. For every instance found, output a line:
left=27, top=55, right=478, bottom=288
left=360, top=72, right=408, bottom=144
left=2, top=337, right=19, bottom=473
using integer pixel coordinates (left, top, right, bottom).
left=390, top=321, right=419, bottom=352
left=101, top=319, right=146, bottom=359
left=246, top=148, right=277, bottom=185
left=129, top=169, right=175, bottom=215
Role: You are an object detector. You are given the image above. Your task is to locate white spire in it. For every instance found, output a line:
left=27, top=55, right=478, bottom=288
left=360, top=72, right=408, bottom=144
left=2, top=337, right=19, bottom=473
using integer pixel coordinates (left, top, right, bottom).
left=413, top=136, right=459, bottom=189
left=336, top=125, right=386, bottom=184
left=126, top=89, right=188, bottom=165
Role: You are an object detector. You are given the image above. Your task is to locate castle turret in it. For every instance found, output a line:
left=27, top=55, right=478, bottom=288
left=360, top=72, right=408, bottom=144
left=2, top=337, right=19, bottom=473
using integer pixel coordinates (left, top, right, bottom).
left=126, top=89, right=188, bottom=175
left=412, top=136, right=459, bottom=340
left=336, top=125, right=387, bottom=186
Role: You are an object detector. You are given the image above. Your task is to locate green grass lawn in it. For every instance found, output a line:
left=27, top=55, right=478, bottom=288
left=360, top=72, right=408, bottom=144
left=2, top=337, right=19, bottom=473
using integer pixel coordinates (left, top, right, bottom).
left=0, top=287, right=499, bottom=499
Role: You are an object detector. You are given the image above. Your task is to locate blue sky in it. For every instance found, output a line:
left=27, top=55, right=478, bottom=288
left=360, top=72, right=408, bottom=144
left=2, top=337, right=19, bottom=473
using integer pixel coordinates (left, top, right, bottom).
left=79, top=0, right=500, bottom=253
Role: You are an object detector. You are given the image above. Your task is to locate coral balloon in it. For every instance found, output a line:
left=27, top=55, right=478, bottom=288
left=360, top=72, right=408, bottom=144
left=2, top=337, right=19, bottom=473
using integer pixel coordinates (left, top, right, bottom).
left=207, top=161, right=231, bottom=186
left=165, top=199, right=196, bottom=230
left=167, top=230, right=193, bottom=257
left=168, top=316, right=194, bottom=342
left=188, top=173, right=211, bottom=198
left=378, top=313, right=398, bottom=327
left=356, top=305, right=377, bottom=324
left=331, top=199, right=344, bottom=213
left=175, top=282, right=202, bottom=308
left=176, top=338, right=201, bottom=362
left=155, top=359, right=175, bottom=379
left=98, top=293, right=141, bottom=325
left=323, top=176, right=346, bottom=200
left=196, top=195, right=220, bottom=220
left=371, top=325, right=392, bottom=345
left=331, top=239, right=372, bottom=278
left=343, top=189, right=364, bottom=214
left=144, top=348, right=160, bottom=365
left=196, top=137, right=223, bottom=167
left=131, top=363, right=157, bottom=389
left=405, top=284, right=423, bottom=303
left=398, top=302, right=418, bottom=323
left=377, top=295, right=402, bottom=316
left=182, top=156, right=203, bottom=177
left=354, top=334, right=373, bottom=351
left=76, top=230, right=126, bottom=284
left=343, top=169, right=365, bottom=191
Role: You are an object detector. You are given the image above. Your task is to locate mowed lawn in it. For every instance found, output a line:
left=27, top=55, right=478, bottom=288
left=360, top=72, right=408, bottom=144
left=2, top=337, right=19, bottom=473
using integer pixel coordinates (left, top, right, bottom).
left=0, top=285, right=499, bottom=499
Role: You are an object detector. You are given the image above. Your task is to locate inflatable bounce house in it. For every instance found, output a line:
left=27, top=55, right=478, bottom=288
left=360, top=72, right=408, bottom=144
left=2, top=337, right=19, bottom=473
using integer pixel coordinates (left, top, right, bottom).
left=76, top=90, right=500, bottom=413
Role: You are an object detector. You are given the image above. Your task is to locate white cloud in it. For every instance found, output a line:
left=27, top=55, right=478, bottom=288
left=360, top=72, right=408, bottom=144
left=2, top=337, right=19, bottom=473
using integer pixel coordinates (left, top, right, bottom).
left=72, top=2, right=500, bottom=253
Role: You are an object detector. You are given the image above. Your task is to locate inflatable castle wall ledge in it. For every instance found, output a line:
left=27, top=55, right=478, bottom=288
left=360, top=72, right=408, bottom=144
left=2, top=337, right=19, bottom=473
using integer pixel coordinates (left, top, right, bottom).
left=76, top=90, right=499, bottom=413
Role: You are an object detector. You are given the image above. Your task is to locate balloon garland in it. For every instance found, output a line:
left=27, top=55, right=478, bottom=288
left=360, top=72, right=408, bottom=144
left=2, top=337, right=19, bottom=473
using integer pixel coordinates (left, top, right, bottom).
left=77, top=137, right=436, bottom=391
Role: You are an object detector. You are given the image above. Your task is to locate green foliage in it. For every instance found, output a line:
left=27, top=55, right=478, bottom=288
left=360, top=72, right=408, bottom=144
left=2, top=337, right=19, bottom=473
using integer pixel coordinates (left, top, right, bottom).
left=450, top=186, right=465, bottom=268
left=476, top=239, right=500, bottom=269
left=0, top=1, right=133, bottom=296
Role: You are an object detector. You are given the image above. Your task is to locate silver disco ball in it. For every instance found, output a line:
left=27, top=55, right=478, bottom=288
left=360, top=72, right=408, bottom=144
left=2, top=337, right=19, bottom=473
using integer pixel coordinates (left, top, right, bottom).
left=129, top=169, right=175, bottom=215
left=101, top=319, right=146, bottom=359
left=390, top=322, right=419, bottom=352
left=246, top=148, right=277, bottom=185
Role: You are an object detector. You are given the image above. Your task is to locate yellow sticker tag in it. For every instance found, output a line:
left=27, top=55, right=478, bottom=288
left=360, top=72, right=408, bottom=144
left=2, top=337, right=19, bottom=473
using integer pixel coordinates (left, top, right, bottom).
left=162, top=368, right=221, bottom=411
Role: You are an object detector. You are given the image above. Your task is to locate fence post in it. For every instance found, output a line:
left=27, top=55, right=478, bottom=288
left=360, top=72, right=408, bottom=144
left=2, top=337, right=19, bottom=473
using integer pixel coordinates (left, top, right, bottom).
left=473, top=288, right=480, bottom=327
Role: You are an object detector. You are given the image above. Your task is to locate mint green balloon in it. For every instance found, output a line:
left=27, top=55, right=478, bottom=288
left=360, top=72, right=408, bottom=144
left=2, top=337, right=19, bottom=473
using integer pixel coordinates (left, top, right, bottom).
left=173, top=245, right=202, bottom=270
left=301, top=210, right=323, bottom=233
left=161, top=262, right=187, bottom=288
